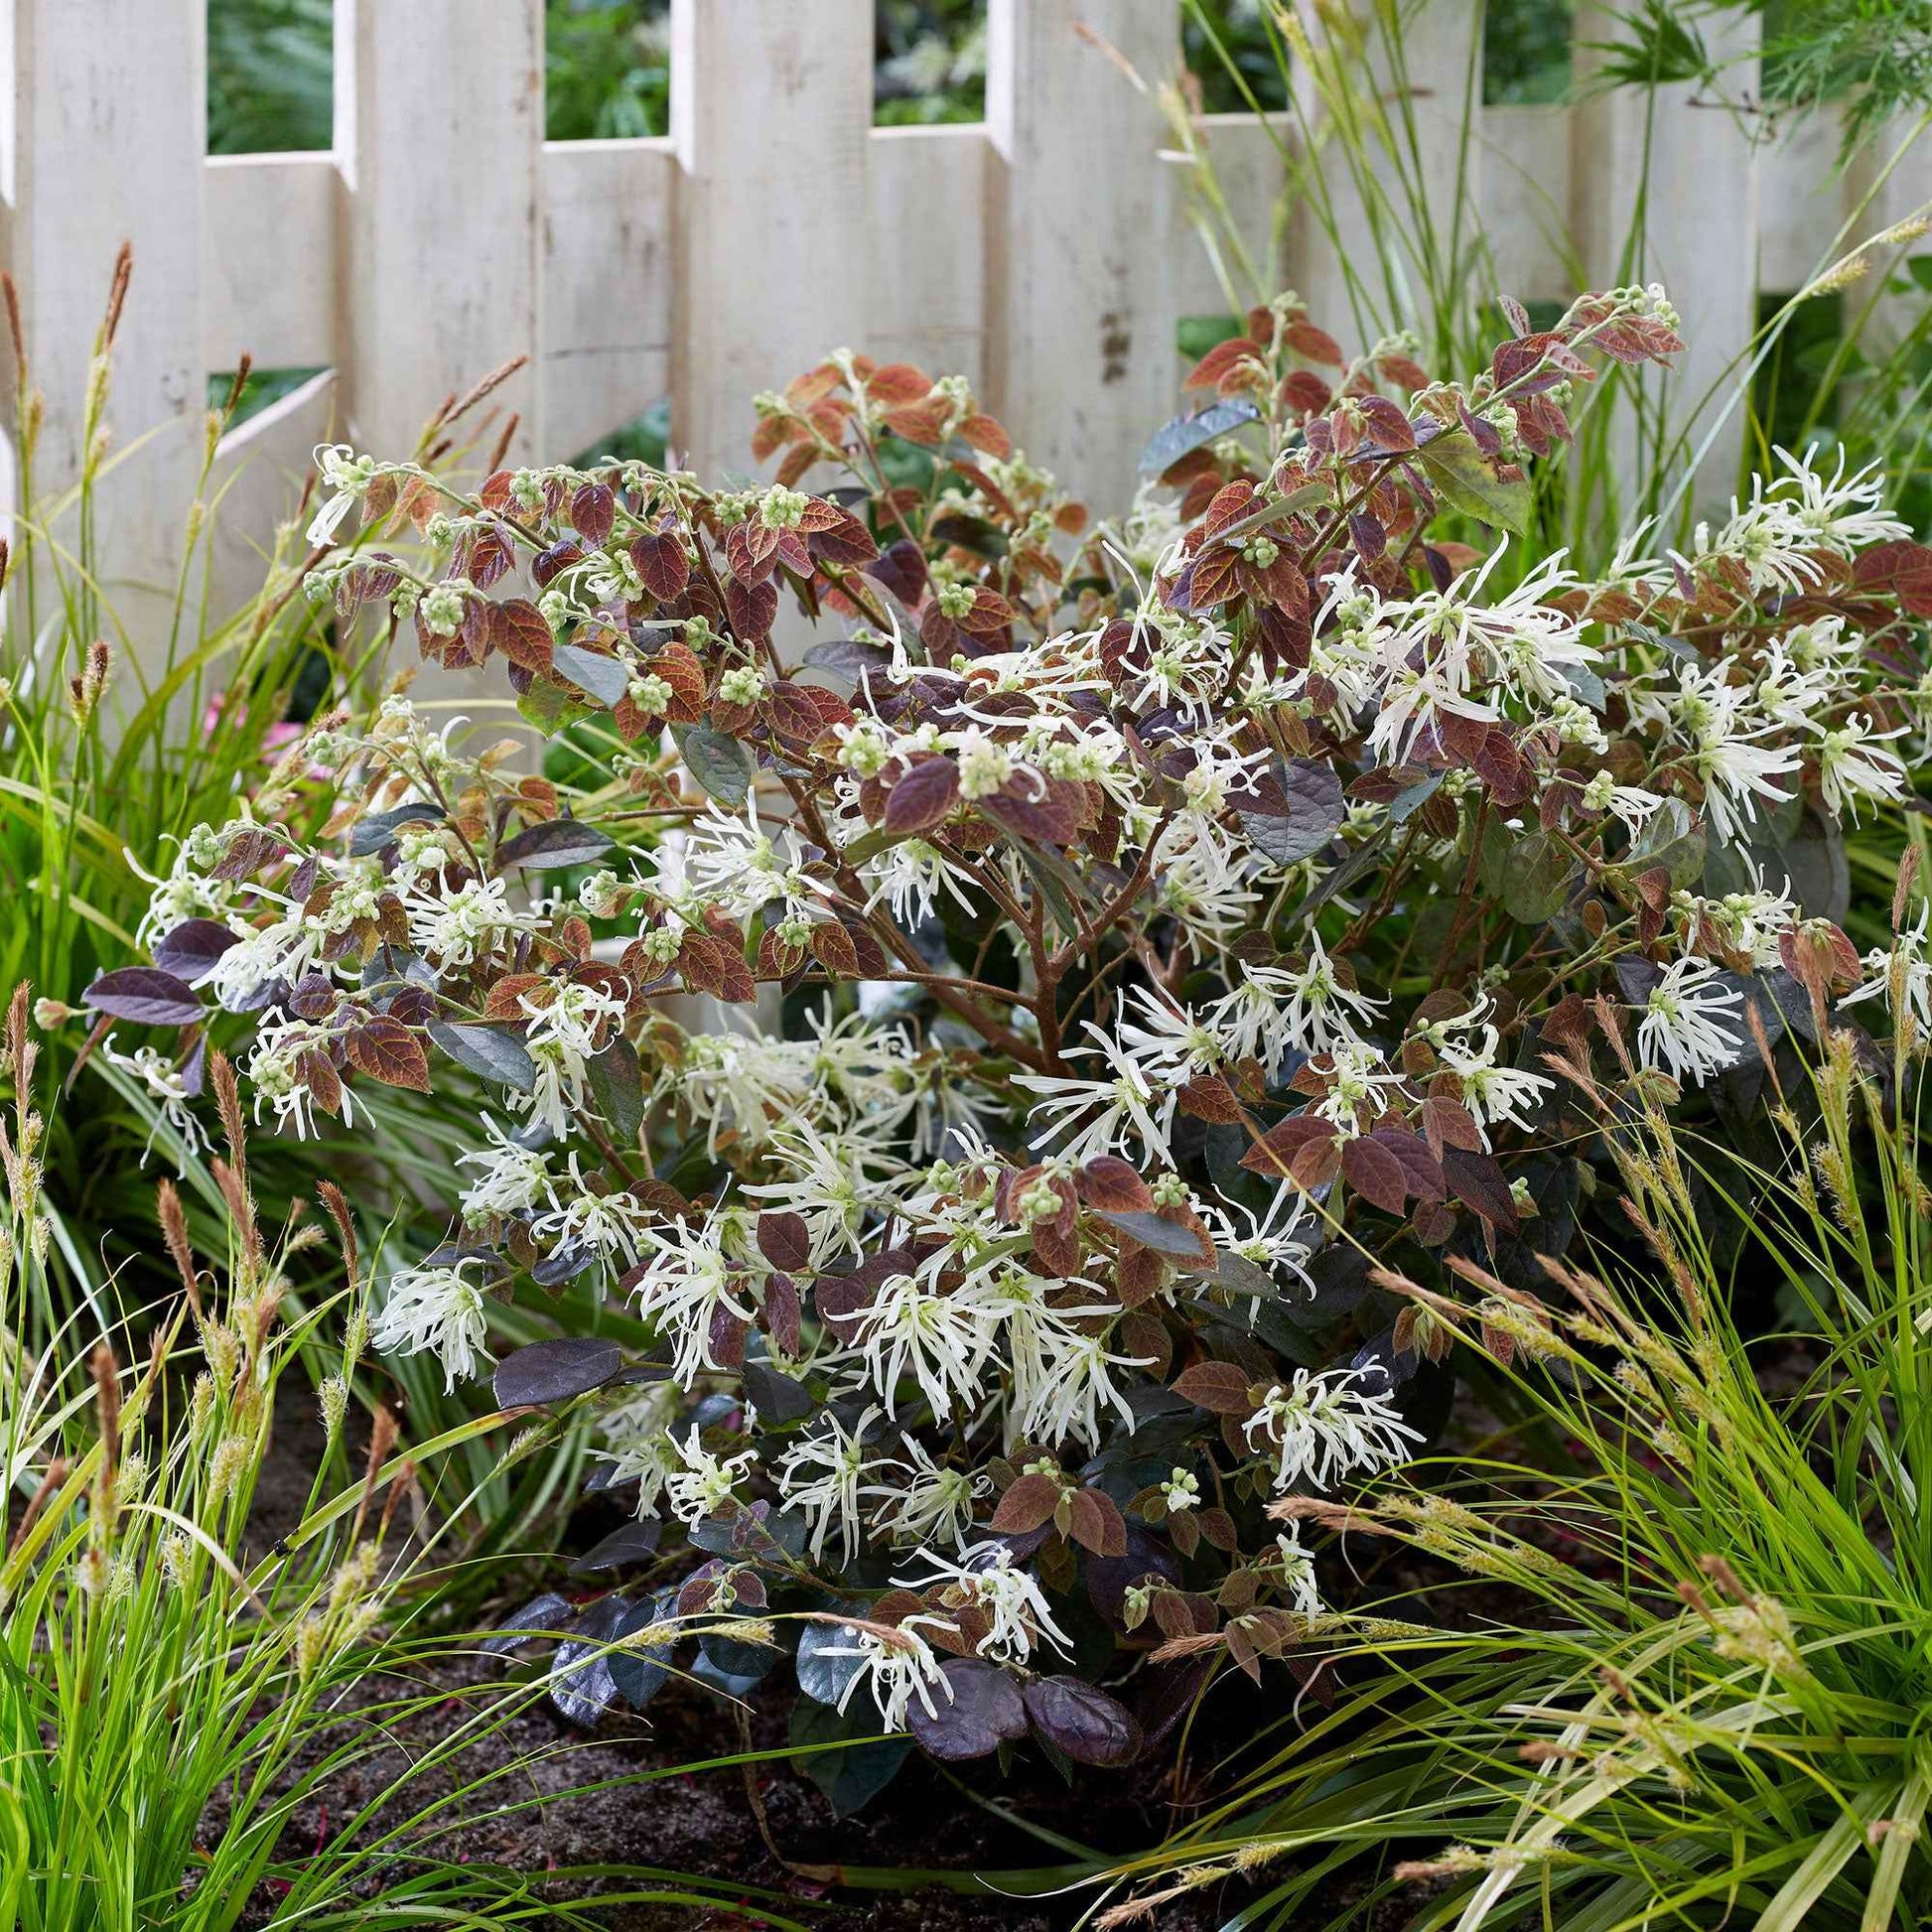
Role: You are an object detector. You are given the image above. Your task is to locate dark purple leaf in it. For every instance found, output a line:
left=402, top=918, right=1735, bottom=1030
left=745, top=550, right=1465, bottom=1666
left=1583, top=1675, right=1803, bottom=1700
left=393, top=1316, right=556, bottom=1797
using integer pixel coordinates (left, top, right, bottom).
left=1441, top=1145, right=1521, bottom=1233
left=495, top=816, right=615, bottom=872
left=150, top=920, right=240, bottom=986
left=1022, top=1676, right=1144, bottom=1767
left=1240, top=757, right=1343, bottom=867
left=569, top=1520, right=663, bottom=1576
left=757, top=1210, right=811, bottom=1273
left=83, top=967, right=202, bottom=1027
left=480, top=1590, right=573, bottom=1657
left=908, top=1658, right=1031, bottom=1761
left=493, top=1337, right=624, bottom=1409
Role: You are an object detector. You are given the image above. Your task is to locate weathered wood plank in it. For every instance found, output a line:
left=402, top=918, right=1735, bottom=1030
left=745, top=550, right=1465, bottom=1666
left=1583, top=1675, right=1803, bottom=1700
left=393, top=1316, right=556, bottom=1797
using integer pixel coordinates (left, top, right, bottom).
left=335, top=0, right=543, bottom=723
left=1570, top=0, right=1761, bottom=515
left=204, top=153, right=338, bottom=373
left=1165, top=111, right=1294, bottom=327
left=870, top=123, right=988, bottom=389
left=335, top=0, right=543, bottom=465
left=3, top=0, right=207, bottom=660
left=542, top=136, right=676, bottom=462
left=669, top=0, right=873, bottom=479
left=1483, top=104, right=1574, bottom=310
left=985, top=0, right=1179, bottom=508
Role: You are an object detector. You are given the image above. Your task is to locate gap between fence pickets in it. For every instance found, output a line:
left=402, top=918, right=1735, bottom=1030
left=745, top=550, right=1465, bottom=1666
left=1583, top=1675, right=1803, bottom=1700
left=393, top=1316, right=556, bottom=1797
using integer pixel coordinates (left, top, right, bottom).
left=0, top=0, right=1902, bottom=685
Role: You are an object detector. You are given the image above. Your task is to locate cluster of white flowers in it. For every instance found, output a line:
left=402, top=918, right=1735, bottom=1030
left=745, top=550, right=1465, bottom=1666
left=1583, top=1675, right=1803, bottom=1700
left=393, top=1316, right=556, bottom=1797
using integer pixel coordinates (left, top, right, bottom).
left=1635, top=957, right=1746, bottom=1085
left=370, top=1256, right=494, bottom=1392
left=1242, top=1367, right=1423, bottom=1494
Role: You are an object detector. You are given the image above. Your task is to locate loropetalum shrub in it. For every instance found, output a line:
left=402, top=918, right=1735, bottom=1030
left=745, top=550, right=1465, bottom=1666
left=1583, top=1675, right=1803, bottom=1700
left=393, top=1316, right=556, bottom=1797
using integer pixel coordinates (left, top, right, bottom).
left=86, top=285, right=1932, bottom=1774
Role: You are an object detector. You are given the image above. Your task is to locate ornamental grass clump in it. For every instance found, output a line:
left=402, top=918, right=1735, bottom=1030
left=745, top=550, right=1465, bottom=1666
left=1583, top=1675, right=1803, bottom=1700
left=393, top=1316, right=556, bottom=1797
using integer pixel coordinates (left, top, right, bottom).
left=1105, top=892, right=1932, bottom=1928
left=89, top=285, right=1932, bottom=1777
left=1, top=984, right=807, bottom=1927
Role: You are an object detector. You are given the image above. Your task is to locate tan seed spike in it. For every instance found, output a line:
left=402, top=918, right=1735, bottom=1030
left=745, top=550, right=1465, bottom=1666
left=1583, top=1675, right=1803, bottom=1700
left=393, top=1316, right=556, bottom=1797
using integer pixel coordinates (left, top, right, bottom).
left=155, top=1177, right=202, bottom=1317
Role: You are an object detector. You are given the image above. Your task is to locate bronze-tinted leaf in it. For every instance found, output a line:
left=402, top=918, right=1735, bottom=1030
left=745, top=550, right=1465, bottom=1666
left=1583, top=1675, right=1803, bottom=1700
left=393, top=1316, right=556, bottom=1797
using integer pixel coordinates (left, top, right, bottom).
left=884, top=757, right=960, bottom=835
left=725, top=576, right=778, bottom=641
left=757, top=1210, right=811, bottom=1274
left=868, top=362, right=935, bottom=405
left=1120, top=1309, right=1172, bottom=1379
left=991, top=1471, right=1062, bottom=1535
left=1182, top=546, right=1243, bottom=611
left=1196, top=1507, right=1238, bottom=1554
left=725, top=520, right=780, bottom=586
left=883, top=397, right=950, bottom=445
left=1238, top=1114, right=1337, bottom=1177
left=1419, top=1094, right=1485, bottom=1156
left=1341, top=1136, right=1407, bottom=1215
left=492, top=598, right=555, bottom=673
left=957, top=586, right=1017, bottom=635
left=629, top=530, right=690, bottom=602
left=570, top=481, right=616, bottom=546
left=344, top=1018, right=431, bottom=1092
left=1356, top=395, right=1416, bottom=452
left=809, top=920, right=859, bottom=979
left=1184, top=336, right=1264, bottom=391
left=468, top=523, right=515, bottom=589
left=764, top=1271, right=802, bottom=1354
left=709, top=1305, right=749, bottom=1369
left=1171, top=1360, right=1254, bottom=1416
left=958, top=413, right=1012, bottom=459
left=1282, top=318, right=1344, bottom=365
left=1078, top=1157, right=1154, bottom=1212
left=1067, top=1487, right=1128, bottom=1558
left=1369, top=1126, right=1446, bottom=1203
left=1116, top=1245, right=1168, bottom=1308
left=979, top=775, right=1081, bottom=847
left=646, top=641, right=707, bottom=721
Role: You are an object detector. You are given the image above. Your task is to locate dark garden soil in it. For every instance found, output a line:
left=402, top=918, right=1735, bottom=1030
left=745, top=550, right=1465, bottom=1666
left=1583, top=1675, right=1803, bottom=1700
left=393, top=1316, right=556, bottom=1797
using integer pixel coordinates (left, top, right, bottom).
left=227, top=1654, right=1275, bottom=1931
left=226, top=1388, right=1453, bottom=1931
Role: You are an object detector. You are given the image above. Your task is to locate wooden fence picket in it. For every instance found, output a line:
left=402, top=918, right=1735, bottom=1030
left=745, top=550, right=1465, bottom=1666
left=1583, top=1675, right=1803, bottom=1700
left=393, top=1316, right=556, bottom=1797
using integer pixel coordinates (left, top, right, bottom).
left=669, top=0, right=875, bottom=482
left=984, top=0, right=1179, bottom=511
left=4, top=0, right=207, bottom=645
left=1570, top=0, right=1762, bottom=517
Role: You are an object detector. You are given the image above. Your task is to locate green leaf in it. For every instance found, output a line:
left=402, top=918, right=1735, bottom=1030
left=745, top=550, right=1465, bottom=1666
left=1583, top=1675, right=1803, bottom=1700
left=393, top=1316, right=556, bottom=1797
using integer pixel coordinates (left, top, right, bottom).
left=1416, top=428, right=1532, bottom=534
left=1706, top=805, right=1848, bottom=923
left=788, top=1695, right=910, bottom=1816
left=427, top=1019, right=537, bottom=1092
left=795, top=1615, right=867, bottom=1706
left=1863, top=1763, right=1929, bottom=1932
left=1240, top=757, right=1344, bottom=867
left=1631, top=794, right=1705, bottom=890
left=1500, top=829, right=1577, bottom=923
left=517, top=674, right=596, bottom=738
left=1757, top=1784, right=1890, bottom=1930
left=587, top=1035, right=644, bottom=1140
left=1139, top=398, right=1260, bottom=477
left=551, top=642, right=631, bottom=707
left=1015, top=847, right=1086, bottom=941
left=671, top=723, right=755, bottom=808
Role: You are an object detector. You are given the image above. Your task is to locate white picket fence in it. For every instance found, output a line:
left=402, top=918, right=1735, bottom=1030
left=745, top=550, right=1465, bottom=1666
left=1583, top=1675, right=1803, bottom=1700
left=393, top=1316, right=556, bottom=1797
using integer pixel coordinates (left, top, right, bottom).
left=0, top=0, right=1919, bottom=662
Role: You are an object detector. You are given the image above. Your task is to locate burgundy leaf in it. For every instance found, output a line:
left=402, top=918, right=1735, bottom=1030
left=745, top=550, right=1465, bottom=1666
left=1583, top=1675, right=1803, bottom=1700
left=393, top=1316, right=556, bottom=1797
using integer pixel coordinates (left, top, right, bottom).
left=83, top=967, right=203, bottom=1027
left=1442, top=1145, right=1521, bottom=1233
